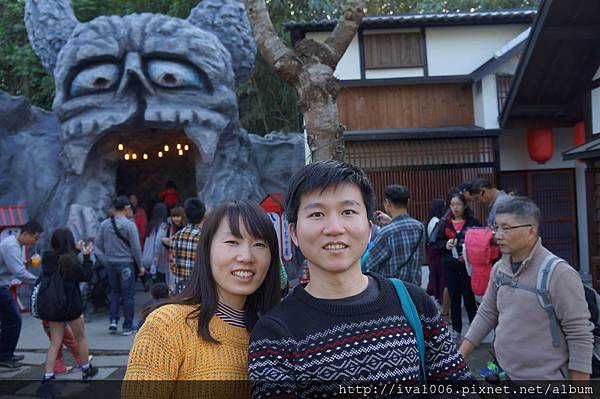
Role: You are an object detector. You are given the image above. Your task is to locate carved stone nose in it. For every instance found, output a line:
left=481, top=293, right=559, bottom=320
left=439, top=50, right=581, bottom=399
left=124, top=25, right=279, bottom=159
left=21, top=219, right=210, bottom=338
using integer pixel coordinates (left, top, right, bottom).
left=117, top=52, right=155, bottom=94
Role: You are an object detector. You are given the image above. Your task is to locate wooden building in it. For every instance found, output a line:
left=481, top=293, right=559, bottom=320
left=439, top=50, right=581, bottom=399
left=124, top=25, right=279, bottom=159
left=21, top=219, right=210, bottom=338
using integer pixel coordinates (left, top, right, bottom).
left=287, top=4, right=597, bottom=277
left=501, top=0, right=600, bottom=288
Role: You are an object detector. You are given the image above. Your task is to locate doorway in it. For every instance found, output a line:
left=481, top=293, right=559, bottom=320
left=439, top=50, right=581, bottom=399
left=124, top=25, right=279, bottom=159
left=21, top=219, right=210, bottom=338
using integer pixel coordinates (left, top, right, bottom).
left=114, top=129, right=197, bottom=212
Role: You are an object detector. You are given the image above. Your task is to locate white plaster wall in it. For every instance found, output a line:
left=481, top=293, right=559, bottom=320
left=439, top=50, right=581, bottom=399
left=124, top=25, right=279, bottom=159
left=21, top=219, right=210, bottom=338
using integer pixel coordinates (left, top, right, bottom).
left=426, top=25, right=529, bottom=76
left=473, top=75, right=500, bottom=129
left=473, top=81, right=485, bottom=127
left=499, top=128, right=577, bottom=171
left=365, top=68, right=424, bottom=79
left=592, top=87, right=600, bottom=134
left=305, top=31, right=361, bottom=80
left=481, top=74, right=499, bottom=129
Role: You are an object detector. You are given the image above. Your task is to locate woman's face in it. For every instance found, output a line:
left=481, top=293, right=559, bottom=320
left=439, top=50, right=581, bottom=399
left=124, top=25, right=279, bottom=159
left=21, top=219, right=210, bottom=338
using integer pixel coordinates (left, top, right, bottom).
left=210, top=216, right=272, bottom=310
left=450, top=197, right=465, bottom=218
left=171, top=215, right=183, bottom=227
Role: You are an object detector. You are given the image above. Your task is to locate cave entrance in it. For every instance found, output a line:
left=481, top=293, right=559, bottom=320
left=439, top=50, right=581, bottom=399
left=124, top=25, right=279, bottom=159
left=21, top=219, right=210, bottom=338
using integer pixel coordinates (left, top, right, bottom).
left=114, top=129, right=197, bottom=213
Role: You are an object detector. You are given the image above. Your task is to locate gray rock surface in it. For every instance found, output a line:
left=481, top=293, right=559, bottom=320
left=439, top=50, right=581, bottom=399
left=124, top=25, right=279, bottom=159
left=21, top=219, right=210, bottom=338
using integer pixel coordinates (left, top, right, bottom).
left=1, top=1, right=305, bottom=242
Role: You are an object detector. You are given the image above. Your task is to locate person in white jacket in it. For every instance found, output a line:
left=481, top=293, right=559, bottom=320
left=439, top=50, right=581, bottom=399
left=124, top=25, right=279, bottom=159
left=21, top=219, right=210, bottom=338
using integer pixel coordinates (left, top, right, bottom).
left=142, top=203, right=169, bottom=284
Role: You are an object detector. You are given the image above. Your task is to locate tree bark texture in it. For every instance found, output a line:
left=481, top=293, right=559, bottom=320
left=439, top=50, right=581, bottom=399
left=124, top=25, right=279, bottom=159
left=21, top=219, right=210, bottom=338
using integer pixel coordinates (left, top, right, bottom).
left=245, top=0, right=365, bottom=161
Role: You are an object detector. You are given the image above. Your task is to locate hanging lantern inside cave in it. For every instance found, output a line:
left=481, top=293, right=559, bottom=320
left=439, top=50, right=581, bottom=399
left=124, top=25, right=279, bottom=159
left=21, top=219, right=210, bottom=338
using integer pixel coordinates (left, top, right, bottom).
left=527, top=128, right=554, bottom=164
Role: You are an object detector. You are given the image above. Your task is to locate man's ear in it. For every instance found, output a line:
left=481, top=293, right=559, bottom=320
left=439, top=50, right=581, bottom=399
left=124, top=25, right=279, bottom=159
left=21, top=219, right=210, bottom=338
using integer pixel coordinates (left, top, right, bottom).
left=288, top=222, right=299, bottom=247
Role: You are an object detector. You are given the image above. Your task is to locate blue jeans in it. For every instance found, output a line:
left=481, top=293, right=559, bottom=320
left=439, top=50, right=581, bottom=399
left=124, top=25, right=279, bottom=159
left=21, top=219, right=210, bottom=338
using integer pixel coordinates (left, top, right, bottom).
left=107, top=262, right=136, bottom=330
left=0, top=287, right=21, bottom=360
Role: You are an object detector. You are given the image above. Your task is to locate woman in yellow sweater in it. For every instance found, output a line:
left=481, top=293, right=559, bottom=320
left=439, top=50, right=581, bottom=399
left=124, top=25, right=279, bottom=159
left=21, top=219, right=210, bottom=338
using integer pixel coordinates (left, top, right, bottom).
left=123, top=200, right=281, bottom=398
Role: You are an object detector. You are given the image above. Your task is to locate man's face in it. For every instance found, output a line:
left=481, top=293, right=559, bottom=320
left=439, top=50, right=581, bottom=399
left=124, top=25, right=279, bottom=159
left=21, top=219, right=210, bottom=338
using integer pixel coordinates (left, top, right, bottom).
left=128, top=195, right=138, bottom=207
left=21, top=232, right=41, bottom=247
left=494, top=213, right=536, bottom=256
left=289, top=183, right=371, bottom=276
left=476, top=188, right=493, bottom=204
left=463, top=191, right=477, bottom=203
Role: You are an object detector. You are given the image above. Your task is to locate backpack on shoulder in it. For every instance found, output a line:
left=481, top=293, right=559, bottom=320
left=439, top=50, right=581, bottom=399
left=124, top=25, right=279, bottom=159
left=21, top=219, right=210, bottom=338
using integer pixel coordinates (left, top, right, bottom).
left=494, top=255, right=600, bottom=377
left=31, top=270, right=69, bottom=321
left=465, top=227, right=496, bottom=296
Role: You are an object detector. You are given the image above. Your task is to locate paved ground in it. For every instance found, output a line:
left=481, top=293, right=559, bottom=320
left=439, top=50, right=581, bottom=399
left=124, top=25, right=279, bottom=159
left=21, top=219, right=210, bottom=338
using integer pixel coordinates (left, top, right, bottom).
left=0, top=269, right=494, bottom=398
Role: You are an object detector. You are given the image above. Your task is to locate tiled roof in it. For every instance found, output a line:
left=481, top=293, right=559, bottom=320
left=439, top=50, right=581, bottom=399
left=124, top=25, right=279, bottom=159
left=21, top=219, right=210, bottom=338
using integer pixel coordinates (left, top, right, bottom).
left=285, top=9, right=537, bottom=30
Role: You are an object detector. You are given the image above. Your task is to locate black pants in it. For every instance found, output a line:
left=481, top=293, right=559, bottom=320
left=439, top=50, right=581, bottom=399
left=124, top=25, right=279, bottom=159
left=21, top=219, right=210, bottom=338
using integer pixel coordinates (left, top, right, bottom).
left=444, top=261, right=477, bottom=334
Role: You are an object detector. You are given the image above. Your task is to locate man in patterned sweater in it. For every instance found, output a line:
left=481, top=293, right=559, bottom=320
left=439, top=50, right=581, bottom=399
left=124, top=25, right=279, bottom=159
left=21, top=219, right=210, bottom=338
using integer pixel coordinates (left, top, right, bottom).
left=248, top=161, right=472, bottom=397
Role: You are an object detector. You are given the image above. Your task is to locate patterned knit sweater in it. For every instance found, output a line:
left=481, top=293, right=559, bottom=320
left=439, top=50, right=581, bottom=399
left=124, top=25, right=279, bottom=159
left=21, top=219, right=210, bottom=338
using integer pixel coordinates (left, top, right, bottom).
left=248, top=273, right=471, bottom=397
left=124, top=304, right=250, bottom=399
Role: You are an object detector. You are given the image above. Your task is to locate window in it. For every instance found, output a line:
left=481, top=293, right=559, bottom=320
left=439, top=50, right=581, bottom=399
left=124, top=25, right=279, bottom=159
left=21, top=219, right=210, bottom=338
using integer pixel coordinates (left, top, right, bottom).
left=363, top=32, right=423, bottom=69
left=496, top=74, right=513, bottom=113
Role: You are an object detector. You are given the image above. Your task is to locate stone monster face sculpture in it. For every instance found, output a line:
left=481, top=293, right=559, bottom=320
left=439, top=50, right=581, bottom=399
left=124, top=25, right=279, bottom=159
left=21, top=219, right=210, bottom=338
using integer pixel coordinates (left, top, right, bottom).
left=24, top=0, right=261, bottom=206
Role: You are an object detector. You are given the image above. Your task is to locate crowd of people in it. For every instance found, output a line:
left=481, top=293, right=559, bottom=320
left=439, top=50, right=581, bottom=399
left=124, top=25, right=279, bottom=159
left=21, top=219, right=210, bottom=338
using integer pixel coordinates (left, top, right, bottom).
left=0, top=161, right=597, bottom=397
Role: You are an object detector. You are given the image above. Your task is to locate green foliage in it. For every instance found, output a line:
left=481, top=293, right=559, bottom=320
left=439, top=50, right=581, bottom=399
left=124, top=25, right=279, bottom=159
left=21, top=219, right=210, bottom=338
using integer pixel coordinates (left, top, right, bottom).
left=0, top=0, right=539, bottom=134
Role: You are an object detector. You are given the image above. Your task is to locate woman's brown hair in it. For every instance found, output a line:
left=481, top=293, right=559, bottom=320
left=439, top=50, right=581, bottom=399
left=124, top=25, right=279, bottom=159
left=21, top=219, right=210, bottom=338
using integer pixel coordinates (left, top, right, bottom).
left=145, top=200, right=281, bottom=342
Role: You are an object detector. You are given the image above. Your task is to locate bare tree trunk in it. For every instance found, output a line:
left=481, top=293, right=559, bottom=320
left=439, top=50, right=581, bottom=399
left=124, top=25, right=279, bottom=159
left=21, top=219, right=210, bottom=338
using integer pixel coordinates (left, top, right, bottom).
left=245, top=0, right=365, bottom=161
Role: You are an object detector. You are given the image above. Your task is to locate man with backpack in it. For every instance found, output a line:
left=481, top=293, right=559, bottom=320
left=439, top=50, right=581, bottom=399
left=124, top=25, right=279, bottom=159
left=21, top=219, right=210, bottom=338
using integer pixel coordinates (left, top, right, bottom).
left=96, top=196, right=143, bottom=336
left=366, top=185, right=424, bottom=285
left=0, top=221, right=43, bottom=368
left=459, top=196, right=594, bottom=380
left=248, top=161, right=471, bottom=397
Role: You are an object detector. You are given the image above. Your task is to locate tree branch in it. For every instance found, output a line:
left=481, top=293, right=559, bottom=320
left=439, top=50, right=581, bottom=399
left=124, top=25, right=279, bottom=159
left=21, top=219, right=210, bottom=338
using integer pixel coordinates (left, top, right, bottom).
left=323, top=0, right=365, bottom=65
left=245, top=0, right=301, bottom=82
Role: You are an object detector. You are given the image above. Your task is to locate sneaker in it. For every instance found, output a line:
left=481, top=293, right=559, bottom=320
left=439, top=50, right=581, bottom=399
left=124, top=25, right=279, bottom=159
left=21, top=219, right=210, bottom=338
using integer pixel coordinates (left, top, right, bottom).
left=82, top=365, right=98, bottom=382
left=121, top=329, right=135, bottom=336
left=54, top=365, right=73, bottom=374
left=109, top=321, right=117, bottom=333
left=0, top=358, right=24, bottom=368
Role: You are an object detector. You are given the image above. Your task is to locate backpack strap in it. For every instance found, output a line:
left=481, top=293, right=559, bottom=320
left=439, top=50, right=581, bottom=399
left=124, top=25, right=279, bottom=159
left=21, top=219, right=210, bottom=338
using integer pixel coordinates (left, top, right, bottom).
left=493, top=255, right=563, bottom=348
left=536, top=255, right=563, bottom=348
left=390, top=278, right=427, bottom=384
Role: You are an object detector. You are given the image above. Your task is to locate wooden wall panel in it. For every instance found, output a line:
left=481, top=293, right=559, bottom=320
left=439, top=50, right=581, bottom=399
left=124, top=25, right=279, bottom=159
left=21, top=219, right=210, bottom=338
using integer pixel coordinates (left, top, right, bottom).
left=338, top=84, right=474, bottom=130
left=363, top=33, right=423, bottom=69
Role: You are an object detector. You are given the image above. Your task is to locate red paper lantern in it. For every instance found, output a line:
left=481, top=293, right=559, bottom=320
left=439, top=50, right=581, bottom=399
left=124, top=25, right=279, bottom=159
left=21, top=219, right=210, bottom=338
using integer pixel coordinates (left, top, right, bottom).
left=574, top=121, right=586, bottom=146
left=527, top=128, right=554, bottom=164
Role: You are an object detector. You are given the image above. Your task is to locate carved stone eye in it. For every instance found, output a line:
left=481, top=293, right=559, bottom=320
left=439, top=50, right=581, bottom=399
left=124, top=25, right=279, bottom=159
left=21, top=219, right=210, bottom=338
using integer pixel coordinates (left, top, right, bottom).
left=146, top=60, right=203, bottom=89
left=69, top=63, right=120, bottom=97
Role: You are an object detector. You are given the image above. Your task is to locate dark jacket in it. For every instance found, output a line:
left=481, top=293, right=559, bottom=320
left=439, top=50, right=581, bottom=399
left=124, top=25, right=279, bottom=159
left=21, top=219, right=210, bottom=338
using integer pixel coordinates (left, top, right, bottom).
left=41, top=250, right=93, bottom=322
left=435, top=215, right=480, bottom=271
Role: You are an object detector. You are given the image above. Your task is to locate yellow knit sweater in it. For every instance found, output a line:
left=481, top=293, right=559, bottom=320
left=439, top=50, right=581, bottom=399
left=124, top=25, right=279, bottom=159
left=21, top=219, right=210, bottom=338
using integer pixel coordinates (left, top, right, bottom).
left=123, top=304, right=250, bottom=399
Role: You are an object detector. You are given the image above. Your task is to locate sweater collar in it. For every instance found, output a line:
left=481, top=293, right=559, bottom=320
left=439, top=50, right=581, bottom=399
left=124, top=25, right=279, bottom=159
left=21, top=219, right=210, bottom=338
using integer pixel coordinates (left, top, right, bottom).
left=498, top=237, right=543, bottom=276
left=293, top=272, right=395, bottom=315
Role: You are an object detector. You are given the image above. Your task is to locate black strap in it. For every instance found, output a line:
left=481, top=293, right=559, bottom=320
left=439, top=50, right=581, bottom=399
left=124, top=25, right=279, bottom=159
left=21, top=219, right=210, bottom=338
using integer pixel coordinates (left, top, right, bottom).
left=110, top=217, right=141, bottom=273
left=398, top=224, right=424, bottom=271
left=110, top=216, right=130, bottom=247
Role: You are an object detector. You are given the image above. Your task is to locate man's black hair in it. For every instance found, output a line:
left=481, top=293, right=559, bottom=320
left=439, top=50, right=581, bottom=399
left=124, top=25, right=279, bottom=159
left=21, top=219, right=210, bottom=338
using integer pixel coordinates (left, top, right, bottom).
left=458, top=182, right=472, bottom=193
left=384, top=185, right=410, bottom=208
left=184, top=198, right=206, bottom=224
left=469, top=178, right=494, bottom=195
left=285, top=160, right=375, bottom=224
left=21, top=221, right=43, bottom=234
